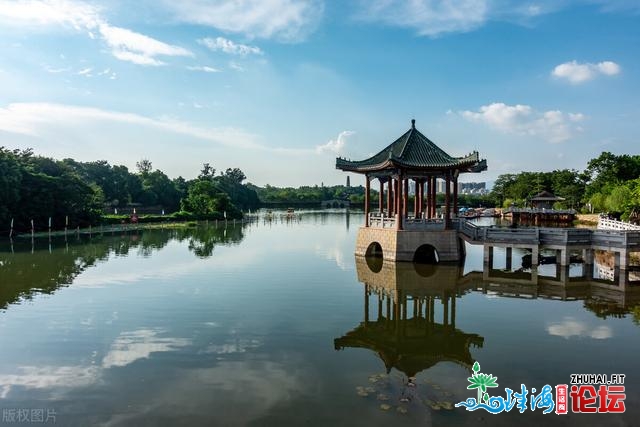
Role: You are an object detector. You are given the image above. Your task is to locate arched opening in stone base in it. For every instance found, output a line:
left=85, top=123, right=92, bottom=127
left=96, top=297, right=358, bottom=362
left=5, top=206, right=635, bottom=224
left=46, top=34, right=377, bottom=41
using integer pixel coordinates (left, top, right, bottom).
left=365, top=242, right=384, bottom=273
left=413, top=244, right=439, bottom=264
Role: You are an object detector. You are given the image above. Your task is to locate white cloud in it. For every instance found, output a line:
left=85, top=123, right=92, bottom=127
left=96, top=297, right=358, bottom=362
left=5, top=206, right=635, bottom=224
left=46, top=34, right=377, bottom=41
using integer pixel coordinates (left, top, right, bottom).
left=0, top=0, right=101, bottom=30
left=552, top=60, right=621, bottom=84
left=547, top=317, right=612, bottom=340
left=198, top=37, right=263, bottom=55
left=102, top=329, right=190, bottom=368
left=0, top=365, right=100, bottom=399
left=98, top=23, right=192, bottom=66
left=0, top=0, right=192, bottom=66
left=186, top=65, right=221, bottom=73
left=316, top=130, right=354, bottom=154
left=356, top=0, right=489, bottom=37
left=77, top=67, right=92, bottom=76
left=460, top=102, right=584, bottom=143
left=163, top=0, right=324, bottom=41
left=0, top=102, right=260, bottom=149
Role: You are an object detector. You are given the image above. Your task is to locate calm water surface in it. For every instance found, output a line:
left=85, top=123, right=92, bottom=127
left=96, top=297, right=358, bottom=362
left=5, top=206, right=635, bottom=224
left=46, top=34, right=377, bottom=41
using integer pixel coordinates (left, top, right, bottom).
left=0, top=212, right=638, bottom=426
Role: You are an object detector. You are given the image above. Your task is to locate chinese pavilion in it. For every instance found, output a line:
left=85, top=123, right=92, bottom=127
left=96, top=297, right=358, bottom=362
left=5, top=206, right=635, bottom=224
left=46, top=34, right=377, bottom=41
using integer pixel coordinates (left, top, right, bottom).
left=336, top=120, right=487, bottom=262
left=336, top=119, right=486, bottom=230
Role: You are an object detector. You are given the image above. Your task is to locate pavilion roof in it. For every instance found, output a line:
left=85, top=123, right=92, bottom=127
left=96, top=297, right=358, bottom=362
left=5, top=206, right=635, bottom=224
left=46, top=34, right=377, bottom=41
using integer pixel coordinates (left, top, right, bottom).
left=334, top=320, right=484, bottom=377
left=530, top=190, right=565, bottom=201
left=336, top=119, right=487, bottom=175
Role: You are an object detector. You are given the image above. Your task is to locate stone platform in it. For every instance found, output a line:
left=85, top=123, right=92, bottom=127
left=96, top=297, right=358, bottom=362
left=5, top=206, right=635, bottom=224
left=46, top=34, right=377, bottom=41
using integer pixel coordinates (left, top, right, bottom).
left=355, top=226, right=465, bottom=262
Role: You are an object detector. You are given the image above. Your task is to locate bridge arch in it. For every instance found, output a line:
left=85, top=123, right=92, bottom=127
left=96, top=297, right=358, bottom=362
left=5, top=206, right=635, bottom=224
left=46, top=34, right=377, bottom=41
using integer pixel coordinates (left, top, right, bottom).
left=365, top=242, right=384, bottom=272
left=413, top=244, right=439, bottom=264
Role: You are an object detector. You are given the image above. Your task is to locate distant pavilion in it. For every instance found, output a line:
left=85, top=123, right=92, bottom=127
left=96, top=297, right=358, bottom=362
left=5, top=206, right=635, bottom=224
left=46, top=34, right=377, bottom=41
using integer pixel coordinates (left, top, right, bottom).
left=336, top=120, right=486, bottom=231
left=529, top=190, right=564, bottom=210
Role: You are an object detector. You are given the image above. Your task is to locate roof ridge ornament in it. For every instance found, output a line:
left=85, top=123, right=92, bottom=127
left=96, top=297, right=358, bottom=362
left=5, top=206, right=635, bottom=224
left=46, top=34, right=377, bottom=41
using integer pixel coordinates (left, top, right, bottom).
left=411, top=119, right=415, bottom=129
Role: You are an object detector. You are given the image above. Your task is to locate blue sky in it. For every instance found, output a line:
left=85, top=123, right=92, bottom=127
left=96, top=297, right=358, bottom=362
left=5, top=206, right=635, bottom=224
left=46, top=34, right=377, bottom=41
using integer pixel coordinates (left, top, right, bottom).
left=0, top=0, right=639, bottom=187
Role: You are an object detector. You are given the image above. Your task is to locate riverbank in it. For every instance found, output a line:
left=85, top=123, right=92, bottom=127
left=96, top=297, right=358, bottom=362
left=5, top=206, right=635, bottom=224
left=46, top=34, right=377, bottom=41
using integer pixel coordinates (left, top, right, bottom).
left=13, top=217, right=256, bottom=239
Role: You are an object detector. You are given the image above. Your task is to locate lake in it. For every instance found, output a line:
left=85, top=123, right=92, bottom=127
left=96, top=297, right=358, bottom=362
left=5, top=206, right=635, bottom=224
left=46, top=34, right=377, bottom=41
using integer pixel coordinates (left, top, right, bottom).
left=0, top=211, right=638, bottom=426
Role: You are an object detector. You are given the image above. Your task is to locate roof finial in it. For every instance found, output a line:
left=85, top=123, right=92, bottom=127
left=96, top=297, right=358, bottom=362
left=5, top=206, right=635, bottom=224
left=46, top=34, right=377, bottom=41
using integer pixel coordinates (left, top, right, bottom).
left=411, top=119, right=415, bottom=129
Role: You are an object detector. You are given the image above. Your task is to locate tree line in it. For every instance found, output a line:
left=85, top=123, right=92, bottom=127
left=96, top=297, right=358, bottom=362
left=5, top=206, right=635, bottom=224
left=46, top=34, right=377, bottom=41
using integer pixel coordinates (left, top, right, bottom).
left=2, top=147, right=638, bottom=231
left=490, top=152, right=640, bottom=221
left=0, top=147, right=259, bottom=232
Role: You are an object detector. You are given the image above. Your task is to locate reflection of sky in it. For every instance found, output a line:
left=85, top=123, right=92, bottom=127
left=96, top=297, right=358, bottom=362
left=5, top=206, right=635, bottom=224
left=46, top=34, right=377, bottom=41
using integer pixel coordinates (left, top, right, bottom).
left=1, top=212, right=640, bottom=425
left=547, top=317, right=612, bottom=340
left=102, top=329, right=191, bottom=368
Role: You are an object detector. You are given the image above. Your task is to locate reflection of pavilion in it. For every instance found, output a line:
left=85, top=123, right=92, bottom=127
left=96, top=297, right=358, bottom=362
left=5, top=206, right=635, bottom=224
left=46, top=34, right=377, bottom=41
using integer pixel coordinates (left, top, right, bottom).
left=334, top=257, right=483, bottom=377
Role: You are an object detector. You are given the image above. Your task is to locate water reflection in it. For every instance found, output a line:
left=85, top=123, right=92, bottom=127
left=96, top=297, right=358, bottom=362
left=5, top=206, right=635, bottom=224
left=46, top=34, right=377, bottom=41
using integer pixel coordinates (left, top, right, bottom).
left=0, top=224, right=247, bottom=310
left=338, top=255, right=640, bottom=380
left=335, top=258, right=484, bottom=378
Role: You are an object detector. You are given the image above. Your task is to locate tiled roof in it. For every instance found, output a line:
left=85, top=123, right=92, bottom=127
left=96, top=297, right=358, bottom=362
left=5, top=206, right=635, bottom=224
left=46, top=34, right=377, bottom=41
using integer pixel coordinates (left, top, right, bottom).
left=336, top=120, right=487, bottom=174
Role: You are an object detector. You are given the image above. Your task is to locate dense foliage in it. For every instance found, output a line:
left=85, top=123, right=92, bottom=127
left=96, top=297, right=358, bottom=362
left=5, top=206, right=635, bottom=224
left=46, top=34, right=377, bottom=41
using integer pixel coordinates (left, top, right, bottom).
left=490, top=152, right=640, bottom=221
left=0, top=148, right=102, bottom=231
left=0, top=147, right=258, bottom=231
left=3, top=146, right=638, bottom=230
left=250, top=184, right=375, bottom=205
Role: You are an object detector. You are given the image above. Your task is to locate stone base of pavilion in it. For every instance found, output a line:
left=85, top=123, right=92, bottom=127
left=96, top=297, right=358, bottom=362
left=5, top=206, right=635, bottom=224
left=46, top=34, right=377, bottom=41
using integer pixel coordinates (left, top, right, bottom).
left=355, top=221, right=465, bottom=263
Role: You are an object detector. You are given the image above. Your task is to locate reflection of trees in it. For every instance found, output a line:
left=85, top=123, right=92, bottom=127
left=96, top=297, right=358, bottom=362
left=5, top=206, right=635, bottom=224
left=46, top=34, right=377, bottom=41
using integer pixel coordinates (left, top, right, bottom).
left=583, top=299, right=631, bottom=320
left=0, top=239, right=112, bottom=309
left=0, top=224, right=247, bottom=309
left=174, top=225, right=245, bottom=258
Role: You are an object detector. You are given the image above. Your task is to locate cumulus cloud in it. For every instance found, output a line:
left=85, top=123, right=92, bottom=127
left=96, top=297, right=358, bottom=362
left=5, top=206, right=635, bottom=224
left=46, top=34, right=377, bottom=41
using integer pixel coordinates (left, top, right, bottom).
left=552, top=60, right=621, bottom=84
left=0, top=0, right=192, bottom=66
left=356, top=0, right=489, bottom=37
left=547, top=317, right=612, bottom=340
left=316, top=130, right=354, bottom=154
left=0, top=0, right=100, bottom=29
left=198, top=37, right=263, bottom=55
left=163, top=0, right=324, bottom=42
left=460, top=102, right=584, bottom=143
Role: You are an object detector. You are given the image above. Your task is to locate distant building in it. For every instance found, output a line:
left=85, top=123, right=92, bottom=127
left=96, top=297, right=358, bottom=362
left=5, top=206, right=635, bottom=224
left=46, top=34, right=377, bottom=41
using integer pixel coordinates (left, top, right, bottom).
left=459, top=182, right=487, bottom=195
left=346, top=176, right=350, bottom=188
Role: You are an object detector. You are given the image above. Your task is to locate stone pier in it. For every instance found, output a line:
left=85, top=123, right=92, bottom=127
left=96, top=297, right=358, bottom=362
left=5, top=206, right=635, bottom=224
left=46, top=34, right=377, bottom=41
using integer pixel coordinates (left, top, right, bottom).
left=355, top=226, right=464, bottom=262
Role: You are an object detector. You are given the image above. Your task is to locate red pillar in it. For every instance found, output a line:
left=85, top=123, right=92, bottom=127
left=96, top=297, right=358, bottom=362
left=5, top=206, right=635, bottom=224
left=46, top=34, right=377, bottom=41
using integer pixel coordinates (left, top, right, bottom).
left=413, top=179, right=418, bottom=218
left=387, top=178, right=393, bottom=215
left=424, top=179, right=430, bottom=219
left=403, top=178, right=409, bottom=220
left=396, top=175, right=403, bottom=230
left=453, top=174, right=458, bottom=218
left=430, top=177, right=437, bottom=219
left=365, top=175, right=370, bottom=227
left=378, top=179, right=384, bottom=213
left=418, top=180, right=424, bottom=219
left=445, top=174, right=451, bottom=229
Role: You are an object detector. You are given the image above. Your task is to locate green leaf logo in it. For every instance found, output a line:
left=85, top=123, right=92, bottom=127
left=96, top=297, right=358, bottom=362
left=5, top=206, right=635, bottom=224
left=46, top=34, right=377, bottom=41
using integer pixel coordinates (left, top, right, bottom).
left=466, top=362, right=499, bottom=403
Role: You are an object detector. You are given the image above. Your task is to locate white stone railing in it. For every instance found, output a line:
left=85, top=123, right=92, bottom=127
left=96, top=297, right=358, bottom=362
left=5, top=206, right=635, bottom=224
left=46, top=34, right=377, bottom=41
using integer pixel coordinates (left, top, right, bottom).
left=368, top=213, right=445, bottom=230
left=368, top=213, right=396, bottom=228
left=597, top=217, right=640, bottom=231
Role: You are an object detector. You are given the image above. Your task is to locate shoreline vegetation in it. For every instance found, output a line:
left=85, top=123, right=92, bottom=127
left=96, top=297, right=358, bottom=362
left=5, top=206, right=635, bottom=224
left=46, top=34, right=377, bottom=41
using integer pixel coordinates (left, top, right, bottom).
left=1, top=148, right=639, bottom=236
left=19, top=217, right=257, bottom=239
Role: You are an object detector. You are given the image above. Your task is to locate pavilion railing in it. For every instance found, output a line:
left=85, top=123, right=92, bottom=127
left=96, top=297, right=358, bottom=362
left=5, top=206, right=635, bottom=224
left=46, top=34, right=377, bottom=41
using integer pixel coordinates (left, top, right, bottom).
left=368, top=213, right=446, bottom=230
